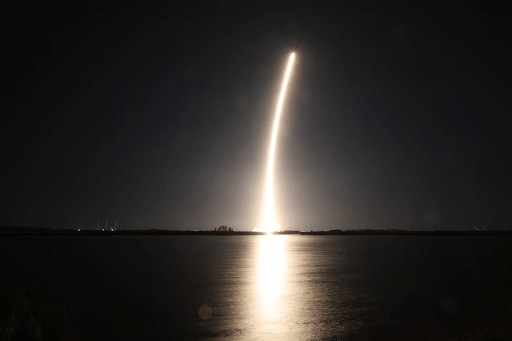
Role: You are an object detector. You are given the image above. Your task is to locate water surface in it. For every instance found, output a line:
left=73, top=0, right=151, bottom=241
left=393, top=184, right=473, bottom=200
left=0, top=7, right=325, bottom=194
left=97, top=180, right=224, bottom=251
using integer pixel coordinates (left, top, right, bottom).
left=1, top=235, right=511, bottom=340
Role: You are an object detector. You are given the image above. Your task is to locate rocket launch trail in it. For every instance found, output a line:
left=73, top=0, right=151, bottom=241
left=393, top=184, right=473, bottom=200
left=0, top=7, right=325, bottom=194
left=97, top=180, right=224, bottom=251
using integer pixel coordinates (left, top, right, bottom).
left=261, top=53, right=295, bottom=233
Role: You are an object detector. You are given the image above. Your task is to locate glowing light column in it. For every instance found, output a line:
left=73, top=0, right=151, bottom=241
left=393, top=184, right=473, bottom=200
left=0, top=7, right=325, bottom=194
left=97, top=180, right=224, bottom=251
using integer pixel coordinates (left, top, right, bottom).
left=262, top=53, right=295, bottom=233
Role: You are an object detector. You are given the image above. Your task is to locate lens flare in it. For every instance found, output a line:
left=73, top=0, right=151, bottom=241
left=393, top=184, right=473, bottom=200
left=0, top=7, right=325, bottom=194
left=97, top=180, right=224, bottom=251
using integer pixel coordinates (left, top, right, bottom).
left=261, top=53, right=295, bottom=233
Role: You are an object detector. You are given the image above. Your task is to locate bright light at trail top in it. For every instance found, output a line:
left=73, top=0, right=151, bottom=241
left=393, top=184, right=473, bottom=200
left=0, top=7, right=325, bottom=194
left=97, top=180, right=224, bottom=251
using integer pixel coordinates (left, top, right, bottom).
left=261, top=52, right=295, bottom=233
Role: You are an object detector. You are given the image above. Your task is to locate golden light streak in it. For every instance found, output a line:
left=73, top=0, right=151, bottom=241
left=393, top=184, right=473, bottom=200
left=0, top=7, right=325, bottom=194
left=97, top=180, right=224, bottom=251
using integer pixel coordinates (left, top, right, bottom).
left=261, top=53, right=295, bottom=233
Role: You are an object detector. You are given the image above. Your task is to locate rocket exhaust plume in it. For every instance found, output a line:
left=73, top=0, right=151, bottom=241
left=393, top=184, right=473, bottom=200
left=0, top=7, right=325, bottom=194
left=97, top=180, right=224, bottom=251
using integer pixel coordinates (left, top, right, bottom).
left=261, top=52, right=295, bottom=233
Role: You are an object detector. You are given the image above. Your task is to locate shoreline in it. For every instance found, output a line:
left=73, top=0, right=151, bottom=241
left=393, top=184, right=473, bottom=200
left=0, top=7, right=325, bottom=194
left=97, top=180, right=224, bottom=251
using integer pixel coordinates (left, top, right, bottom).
left=1, top=229, right=512, bottom=236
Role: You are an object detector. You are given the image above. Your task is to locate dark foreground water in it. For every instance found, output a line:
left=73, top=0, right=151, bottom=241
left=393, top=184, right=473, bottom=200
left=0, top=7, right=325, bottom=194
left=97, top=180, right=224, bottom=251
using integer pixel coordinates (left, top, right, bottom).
left=1, top=235, right=512, bottom=340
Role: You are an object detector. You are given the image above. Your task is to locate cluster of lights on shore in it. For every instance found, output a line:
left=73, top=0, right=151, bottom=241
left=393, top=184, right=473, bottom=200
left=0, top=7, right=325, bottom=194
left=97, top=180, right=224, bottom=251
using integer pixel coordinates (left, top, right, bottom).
left=258, top=52, right=295, bottom=234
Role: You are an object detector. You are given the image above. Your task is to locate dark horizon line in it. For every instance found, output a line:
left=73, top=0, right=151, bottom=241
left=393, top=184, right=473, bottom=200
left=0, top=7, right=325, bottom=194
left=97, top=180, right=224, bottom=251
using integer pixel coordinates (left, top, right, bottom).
left=1, top=226, right=511, bottom=236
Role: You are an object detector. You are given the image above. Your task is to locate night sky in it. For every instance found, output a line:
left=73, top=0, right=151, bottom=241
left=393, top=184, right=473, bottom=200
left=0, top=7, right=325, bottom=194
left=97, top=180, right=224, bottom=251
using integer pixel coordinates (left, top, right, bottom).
left=2, top=1, right=511, bottom=231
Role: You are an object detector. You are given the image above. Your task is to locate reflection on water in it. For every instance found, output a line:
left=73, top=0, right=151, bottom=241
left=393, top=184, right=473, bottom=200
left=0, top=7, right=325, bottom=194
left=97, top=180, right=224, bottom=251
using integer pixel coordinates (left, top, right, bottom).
left=256, top=235, right=287, bottom=327
left=3, top=236, right=511, bottom=340
left=248, top=235, right=391, bottom=340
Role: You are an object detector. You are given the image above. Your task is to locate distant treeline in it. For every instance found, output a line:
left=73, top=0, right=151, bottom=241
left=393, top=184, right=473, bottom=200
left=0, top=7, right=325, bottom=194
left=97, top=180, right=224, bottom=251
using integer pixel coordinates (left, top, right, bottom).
left=301, top=229, right=512, bottom=236
left=0, top=227, right=265, bottom=236
left=1, top=226, right=511, bottom=236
